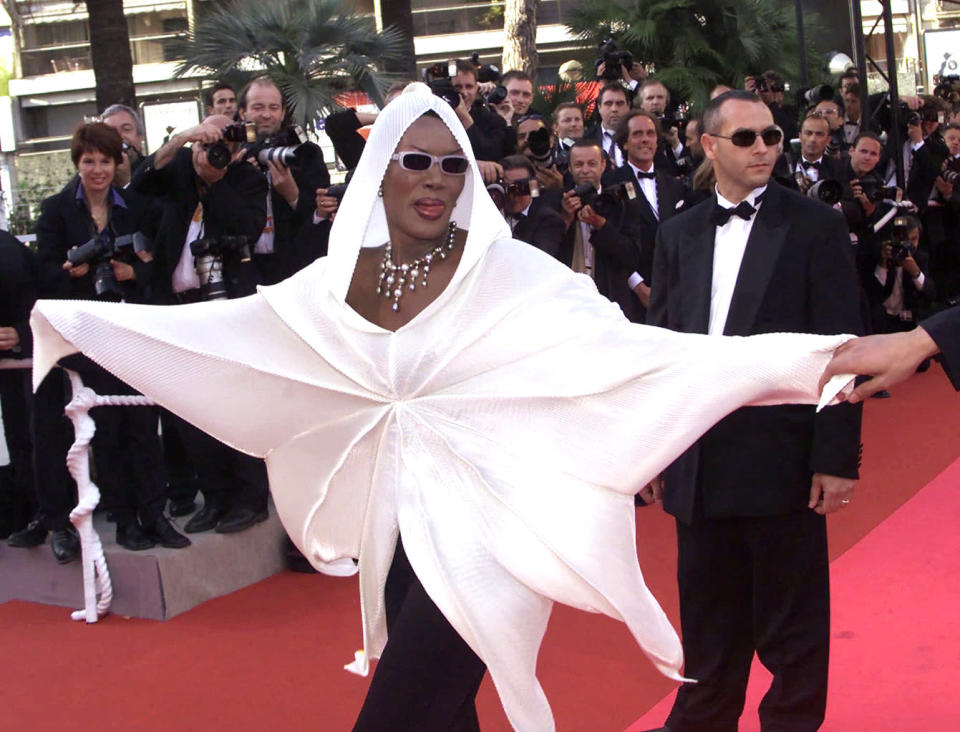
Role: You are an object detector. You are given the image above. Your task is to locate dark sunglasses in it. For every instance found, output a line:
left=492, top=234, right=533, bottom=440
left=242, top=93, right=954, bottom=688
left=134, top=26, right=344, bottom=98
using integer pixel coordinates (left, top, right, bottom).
left=708, top=127, right=783, bottom=147
left=390, top=151, right=470, bottom=175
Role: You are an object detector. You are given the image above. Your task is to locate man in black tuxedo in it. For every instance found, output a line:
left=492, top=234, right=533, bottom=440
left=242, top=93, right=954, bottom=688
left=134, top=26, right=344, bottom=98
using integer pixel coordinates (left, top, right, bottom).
left=584, top=82, right=629, bottom=168
left=557, top=139, right=645, bottom=322
left=645, top=90, right=863, bottom=732
left=634, top=79, right=686, bottom=176
left=603, top=109, right=686, bottom=315
left=500, top=155, right=565, bottom=258
left=788, top=113, right=845, bottom=195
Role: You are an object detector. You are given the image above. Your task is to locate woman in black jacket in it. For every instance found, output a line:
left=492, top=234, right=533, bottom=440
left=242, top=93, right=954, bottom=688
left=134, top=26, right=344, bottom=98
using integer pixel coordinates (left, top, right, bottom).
left=32, top=122, right=189, bottom=553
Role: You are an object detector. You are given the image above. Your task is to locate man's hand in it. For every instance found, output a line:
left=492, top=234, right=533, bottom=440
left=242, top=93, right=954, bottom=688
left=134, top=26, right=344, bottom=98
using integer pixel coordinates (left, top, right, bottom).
left=110, top=259, right=136, bottom=282
left=265, top=159, right=299, bottom=207
left=907, top=120, right=924, bottom=144
left=153, top=121, right=225, bottom=170
left=62, top=255, right=89, bottom=279
left=934, top=176, right=954, bottom=198
left=808, top=473, right=855, bottom=515
left=315, top=187, right=340, bottom=221
left=631, top=281, right=651, bottom=308
left=850, top=179, right=876, bottom=217
left=477, top=160, right=503, bottom=185
left=534, top=164, right=564, bottom=192
left=624, top=62, right=647, bottom=85
left=663, top=124, right=681, bottom=149
left=637, top=475, right=663, bottom=505
left=0, top=326, right=20, bottom=351
left=454, top=94, right=474, bottom=130
left=561, top=189, right=582, bottom=228
left=577, top=204, right=606, bottom=229
left=901, top=253, right=921, bottom=279
left=818, top=327, right=940, bottom=403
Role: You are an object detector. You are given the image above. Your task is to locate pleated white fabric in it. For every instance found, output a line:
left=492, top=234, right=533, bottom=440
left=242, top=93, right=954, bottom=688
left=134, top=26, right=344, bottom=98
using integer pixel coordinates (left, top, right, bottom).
left=31, top=85, right=854, bottom=731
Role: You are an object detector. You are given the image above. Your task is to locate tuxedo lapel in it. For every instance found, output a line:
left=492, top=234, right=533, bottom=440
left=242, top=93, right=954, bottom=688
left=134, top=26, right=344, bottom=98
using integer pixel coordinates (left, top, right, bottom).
left=723, top=184, right=789, bottom=336
left=679, top=212, right=715, bottom=334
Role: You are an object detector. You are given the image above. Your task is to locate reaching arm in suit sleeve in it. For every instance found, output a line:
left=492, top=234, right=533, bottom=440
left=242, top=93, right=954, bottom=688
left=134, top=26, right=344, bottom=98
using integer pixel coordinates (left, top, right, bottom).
left=808, top=208, right=864, bottom=478
left=922, top=306, right=960, bottom=389
left=646, top=225, right=671, bottom=326
left=526, top=207, right=566, bottom=260
left=203, top=162, right=268, bottom=243
left=587, top=204, right=643, bottom=273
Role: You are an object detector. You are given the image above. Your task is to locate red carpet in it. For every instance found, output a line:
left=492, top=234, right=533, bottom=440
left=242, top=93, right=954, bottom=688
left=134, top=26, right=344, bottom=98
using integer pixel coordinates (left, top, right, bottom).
left=1, top=367, right=959, bottom=730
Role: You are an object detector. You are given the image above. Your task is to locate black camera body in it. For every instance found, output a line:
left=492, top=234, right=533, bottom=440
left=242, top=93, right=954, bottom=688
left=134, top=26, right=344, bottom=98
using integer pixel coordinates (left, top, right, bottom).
left=941, top=157, right=960, bottom=185
left=884, top=215, right=914, bottom=265
left=427, top=78, right=461, bottom=109
left=572, top=180, right=636, bottom=216
left=188, top=235, right=252, bottom=301
left=485, top=85, right=507, bottom=106
left=67, top=231, right=149, bottom=301
left=859, top=178, right=900, bottom=202
left=470, top=52, right=501, bottom=84
left=203, top=121, right=257, bottom=170
left=807, top=179, right=843, bottom=205
left=595, top=39, right=634, bottom=81
left=325, top=183, right=349, bottom=201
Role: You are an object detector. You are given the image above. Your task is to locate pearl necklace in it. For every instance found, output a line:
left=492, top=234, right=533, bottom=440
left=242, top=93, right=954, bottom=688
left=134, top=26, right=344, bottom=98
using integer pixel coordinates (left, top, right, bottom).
left=378, top=222, right=458, bottom=312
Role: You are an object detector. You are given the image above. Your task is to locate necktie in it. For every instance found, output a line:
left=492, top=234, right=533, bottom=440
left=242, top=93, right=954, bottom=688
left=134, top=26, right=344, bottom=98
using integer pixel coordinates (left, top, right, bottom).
left=711, top=199, right=757, bottom=227
left=801, top=160, right=821, bottom=171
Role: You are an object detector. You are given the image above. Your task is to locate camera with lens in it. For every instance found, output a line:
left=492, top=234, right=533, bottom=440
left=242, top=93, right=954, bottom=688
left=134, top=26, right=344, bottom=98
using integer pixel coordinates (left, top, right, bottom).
left=656, top=107, right=688, bottom=131
left=883, top=215, right=914, bottom=265
left=486, top=180, right=507, bottom=212
left=506, top=177, right=540, bottom=199
left=470, top=52, right=501, bottom=84
left=67, top=231, right=150, bottom=301
left=188, top=235, right=252, bottom=301
left=859, top=178, right=900, bottom=202
left=427, top=78, right=462, bottom=109
left=595, top=38, right=634, bottom=82
left=325, top=183, right=349, bottom=202
left=525, top=126, right=553, bottom=164
left=203, top=121, right=257, bottom=170
left=940, top=156, right=960, bottom=185
left=254, top=138, right=321, bottom=169
left=485, top=85, right=508, bottom=106
left=572, top=180, right=636, bottom=216
left=806, top=179, right=843, bottom=205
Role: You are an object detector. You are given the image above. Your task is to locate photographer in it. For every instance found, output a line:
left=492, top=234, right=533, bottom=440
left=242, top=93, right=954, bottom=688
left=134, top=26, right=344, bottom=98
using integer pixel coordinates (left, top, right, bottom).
left=557, top=139, right=646, bottom=322
left=861, top=215, right=935, bottom=335
left=498, top=155, right=565, bottom=259
left=324, top=82, right=409, bottom=172
left=585, top=82, right=630, bottom=168
left=552, top=102, right=584, bottom=153
left=500, top=70, right=536, bottom=125
left=789, top=113, right=845, bottom=196
left=594, top=38, right=647, bottom=92
left=899, top=100, right=950, bottom=212
left=924, top=123, right=960, bottom=302
left=839, top=132, right=890, bottom=236
left=102, top=103, right=147, bottom=187
left=237, top=76, right=331, bottom=284
left=30, top=122, right=187, bottom=554
left=516, top=114, right=568, bottom=194
left=205, top=81, right=237, bottom=119
left=747, top=70, right=798, bottom=142
left=131, top=114, right=271, bottom=535
left=811, top=99, right=848, bottom=157
left=451, top=59, right=514, bottom=161
left=634, top=79, right=685, bottom=176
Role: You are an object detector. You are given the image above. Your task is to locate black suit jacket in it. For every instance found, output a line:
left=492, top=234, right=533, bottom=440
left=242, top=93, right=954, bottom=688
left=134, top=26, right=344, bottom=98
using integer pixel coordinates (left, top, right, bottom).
left=510, top=198, right=566, bottom=260
left=35, top=178, right=155, bottom=303
left=0, top=230, right=36, bottom=359
left=923, top=306, right=960, bottom=389
left=648, top=181, right=863, bottom=524
left=602, top=164, right=687, bottom=286
left=131, top=148, right=267, bottom=302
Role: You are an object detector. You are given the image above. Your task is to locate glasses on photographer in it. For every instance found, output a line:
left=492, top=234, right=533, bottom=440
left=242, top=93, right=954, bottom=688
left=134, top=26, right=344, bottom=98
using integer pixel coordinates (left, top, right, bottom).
left=707, top=127, right=783, bottom=147
left=390, top=151, right=470, bottom=175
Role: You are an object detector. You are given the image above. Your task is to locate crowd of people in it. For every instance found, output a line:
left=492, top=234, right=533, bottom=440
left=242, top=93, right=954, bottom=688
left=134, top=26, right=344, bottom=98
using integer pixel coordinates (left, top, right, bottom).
left=2, top=53, right=960, bottom=731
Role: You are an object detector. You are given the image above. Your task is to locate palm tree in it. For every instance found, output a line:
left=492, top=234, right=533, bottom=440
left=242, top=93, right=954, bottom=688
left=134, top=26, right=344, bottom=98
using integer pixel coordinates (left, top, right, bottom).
left=503, top=0, right=539, bottom=77
left=566, top=0, right=825, bottom=112
left=378, top=0, right=416, bottom=77
left=175, top=0, right=408, bottom=129
left=86, top=0, right=136, bottom=110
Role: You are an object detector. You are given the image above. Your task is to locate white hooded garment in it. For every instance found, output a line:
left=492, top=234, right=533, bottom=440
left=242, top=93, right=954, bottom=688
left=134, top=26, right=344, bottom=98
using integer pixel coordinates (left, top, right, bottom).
left=31, top=85, right=854, bottom=731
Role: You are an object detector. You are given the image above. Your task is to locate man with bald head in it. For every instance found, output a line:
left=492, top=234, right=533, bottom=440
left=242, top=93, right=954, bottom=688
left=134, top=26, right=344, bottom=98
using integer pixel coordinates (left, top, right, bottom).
left=131, top=114, right=272, bottom=534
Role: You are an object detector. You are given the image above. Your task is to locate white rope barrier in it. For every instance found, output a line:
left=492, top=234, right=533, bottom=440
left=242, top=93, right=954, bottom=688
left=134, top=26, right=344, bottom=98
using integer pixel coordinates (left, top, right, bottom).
left=61, top=369, right=158, bottom=622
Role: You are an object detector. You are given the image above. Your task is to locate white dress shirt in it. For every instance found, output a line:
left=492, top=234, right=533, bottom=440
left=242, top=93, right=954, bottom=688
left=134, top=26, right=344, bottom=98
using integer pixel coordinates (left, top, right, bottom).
left=708, top=185, right=767, bottom=336
left=173, top=203, right=203, bottom=294
left=628, top=161, right=659, bottom=218
left=795, top=156, right=823, bottom=183
left=601, top=128, right=623, bottom=167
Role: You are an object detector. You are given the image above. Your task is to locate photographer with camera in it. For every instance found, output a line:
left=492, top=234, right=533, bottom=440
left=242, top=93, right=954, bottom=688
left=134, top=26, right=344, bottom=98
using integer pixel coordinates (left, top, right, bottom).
left=861, top=214, right=935, bottom=337
left=131, top=113, right=271, bottom=535
left=235, top=76, right=331, bottom=284
left=206, top=81, right=237, bottom=119
left=594, top=38, right=647, bottom=91
left=789, top=113, right=845, bottom=200
left=747, top=71, right=798, bottom=142
left=557, top=139, right=647, bottom=322
left=895, top=99, right=951, bottom=213
left=810, top=98, right=848, bottom=158
left=515, top=114, right=569, bottom=195
left=499, top=70, right=536, bottom=126
left=101, top=103, right=147, bottom=188
left=924, top=123, right=960, bottom=303
left=585, top=82, right=630, bottom=169
left=493, top=155, right=565, bottom=258
left=29, top=121, right=188, bottom=554
left=838, top=132, right=893, bottom=238
left=450, top=59, right=514, bottom=162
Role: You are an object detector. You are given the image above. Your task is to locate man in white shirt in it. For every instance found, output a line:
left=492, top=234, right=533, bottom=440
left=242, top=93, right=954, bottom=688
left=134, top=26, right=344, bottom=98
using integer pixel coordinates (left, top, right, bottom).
left=635, top=79, right=686, bottom=175
left=585, top=83, right=629, bottom=168
left=646, top=90, right=863, bottom=732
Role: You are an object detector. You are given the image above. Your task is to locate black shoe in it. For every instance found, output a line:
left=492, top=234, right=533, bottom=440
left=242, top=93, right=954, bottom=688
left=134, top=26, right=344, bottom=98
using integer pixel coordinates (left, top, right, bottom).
left=168, top=497, right=197, bottom=517
left=7, top=519, right=48, bottom=547
left=116, top=522, right=156, bottom=551
left=50, top=528, right=80, bottom=564
left=871, top=389, right=892, bottom=399
left=147, top=515, right=191, bottom=549
left=216, top=506, right=268, bottom=534
left=184, top=503, right=227, bottom=534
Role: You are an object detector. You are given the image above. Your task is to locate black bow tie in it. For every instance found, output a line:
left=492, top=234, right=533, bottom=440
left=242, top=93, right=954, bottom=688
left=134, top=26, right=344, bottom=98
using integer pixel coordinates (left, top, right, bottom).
left=801, top=160, right=821, bottom=170
left=635, top=170, right=656, bottom=180
left=711, top=198, right=759, bottom=227
left=509, top=212, right=525, bottom=222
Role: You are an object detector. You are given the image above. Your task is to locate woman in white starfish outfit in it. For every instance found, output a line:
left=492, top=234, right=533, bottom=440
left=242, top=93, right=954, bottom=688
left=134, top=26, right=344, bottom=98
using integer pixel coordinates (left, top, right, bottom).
left=31, top=85, right=855, bottom=731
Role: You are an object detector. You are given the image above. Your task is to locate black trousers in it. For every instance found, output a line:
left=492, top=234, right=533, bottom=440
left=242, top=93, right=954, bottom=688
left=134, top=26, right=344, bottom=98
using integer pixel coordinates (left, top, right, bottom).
left=0, top=367, right=35, bottom=530
left=33, top=369, right=77, bottom=531
left=666, top=508, right=830, bottom=732
left=353, top=539, right=487, bottom=731
left=159, top=408, right=198, bottom=501
left=169, top=414, right=268, bottom=512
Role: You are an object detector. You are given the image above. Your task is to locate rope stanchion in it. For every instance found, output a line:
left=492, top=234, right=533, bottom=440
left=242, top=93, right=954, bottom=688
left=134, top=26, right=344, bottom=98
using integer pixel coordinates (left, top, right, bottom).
left=61, top=369, right=157, bottom=623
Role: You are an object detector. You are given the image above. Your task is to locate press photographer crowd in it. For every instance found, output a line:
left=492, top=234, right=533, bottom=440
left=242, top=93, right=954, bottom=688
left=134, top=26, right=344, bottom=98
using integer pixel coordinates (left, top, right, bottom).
left=1, top=50, right=959, bottom=570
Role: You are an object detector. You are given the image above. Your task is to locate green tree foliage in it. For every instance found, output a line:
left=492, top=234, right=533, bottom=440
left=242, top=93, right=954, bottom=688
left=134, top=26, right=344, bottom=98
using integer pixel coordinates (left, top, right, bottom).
left=175, top=0, right=408, bottom=129
left=566, top=0, right=824, bottom=111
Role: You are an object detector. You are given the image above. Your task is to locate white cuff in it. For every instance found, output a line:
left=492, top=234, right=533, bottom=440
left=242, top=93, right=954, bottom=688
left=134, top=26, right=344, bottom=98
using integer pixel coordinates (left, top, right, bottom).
left=874, top=265, right=888, bottom=286
left=912, top=140, right=925, bottom=152
left=627, top=272, right=644, bottom=289
left=312, top=211, right=328, bottom=225
left=911, top=272, right=925, bottom=289
left=626, top=79, right=638, bottom=91
left=672, top=142, right=684, bottom=159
